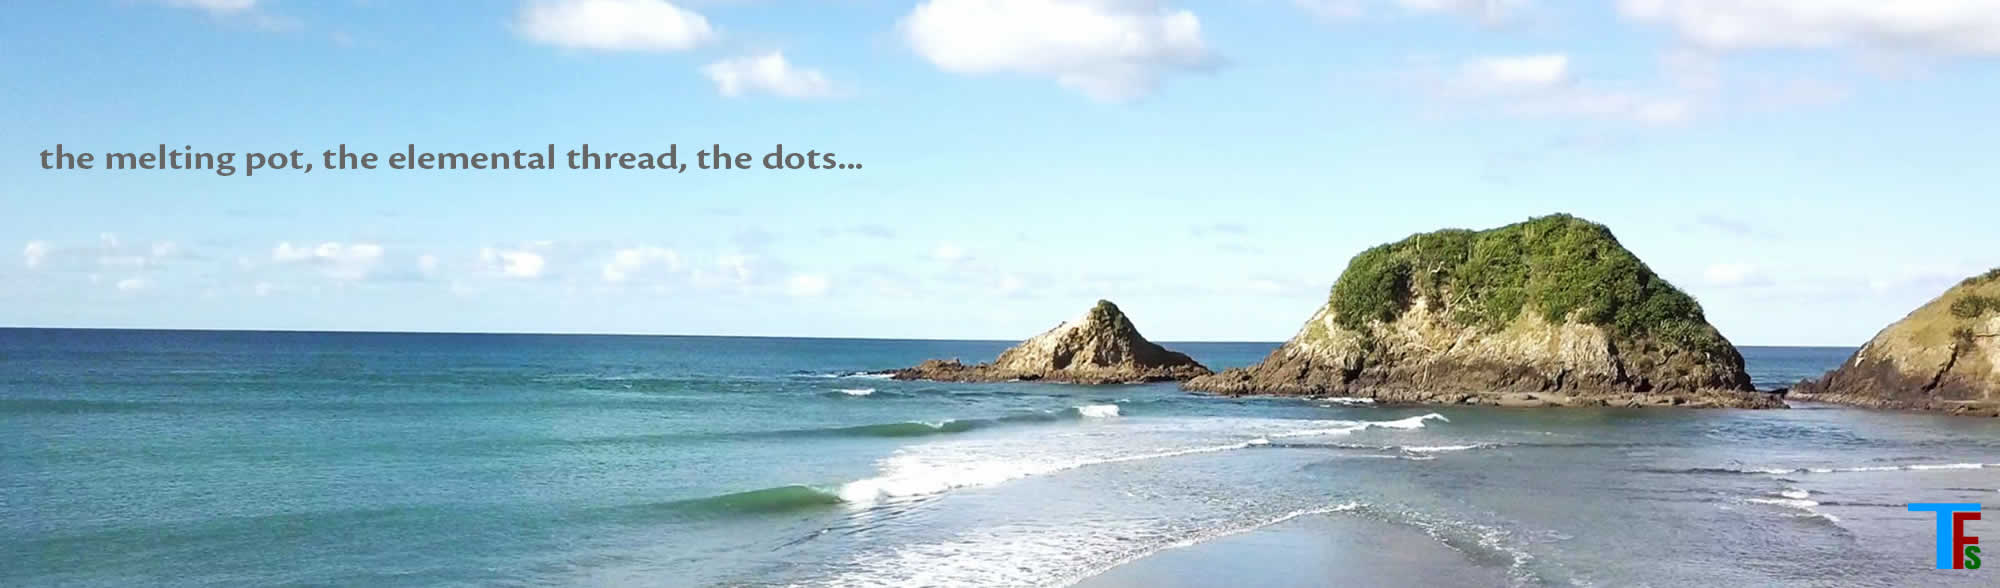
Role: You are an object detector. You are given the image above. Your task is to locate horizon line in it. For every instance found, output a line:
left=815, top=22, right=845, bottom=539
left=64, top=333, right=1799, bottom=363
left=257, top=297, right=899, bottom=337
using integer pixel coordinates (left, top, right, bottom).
left=0, top=325, right=1859, bottom=348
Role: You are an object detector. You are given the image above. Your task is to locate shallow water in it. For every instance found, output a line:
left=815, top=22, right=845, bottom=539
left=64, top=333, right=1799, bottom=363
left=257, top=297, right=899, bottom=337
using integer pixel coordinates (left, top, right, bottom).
left=3, top=330, right=1995, bottom=586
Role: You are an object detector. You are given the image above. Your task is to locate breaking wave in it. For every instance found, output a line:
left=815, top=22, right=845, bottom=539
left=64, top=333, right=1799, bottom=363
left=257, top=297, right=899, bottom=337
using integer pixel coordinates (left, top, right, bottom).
left=1267, top=413, right=1449, bottom=439
left=774, top=405, right=1125, bottom=439
left=1643, top=463, right=1997, bottom=476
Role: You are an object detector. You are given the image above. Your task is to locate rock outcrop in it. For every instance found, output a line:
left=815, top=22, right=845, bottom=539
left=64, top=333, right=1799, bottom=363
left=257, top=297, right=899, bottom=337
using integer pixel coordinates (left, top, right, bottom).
left=1185, top=214, right=1780, bottom=409
left=1791, top=269, right=2000, bottom=417
left=892, top=300, right=1212, bottom=384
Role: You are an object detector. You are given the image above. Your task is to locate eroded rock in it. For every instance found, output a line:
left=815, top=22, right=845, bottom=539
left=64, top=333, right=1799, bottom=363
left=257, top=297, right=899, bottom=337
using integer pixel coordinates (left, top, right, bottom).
left=1792, top=269, right=2000, bottom=417
left=892, top=300, right=1212, bottom=384
left=1184, top=214, right=1780, bottom=409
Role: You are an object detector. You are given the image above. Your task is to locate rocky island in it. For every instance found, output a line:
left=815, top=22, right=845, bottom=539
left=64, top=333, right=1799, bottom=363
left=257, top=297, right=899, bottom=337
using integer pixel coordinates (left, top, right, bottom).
left=1186, top=214, right=1781, bottom=409
left=1791, top=269, right=2000, bottom=417
left=891, top=300, right=1212, bottom=384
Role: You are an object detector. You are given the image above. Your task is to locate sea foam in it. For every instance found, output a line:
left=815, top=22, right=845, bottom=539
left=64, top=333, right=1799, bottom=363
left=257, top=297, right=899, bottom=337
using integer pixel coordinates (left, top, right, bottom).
left=1075, top=404, right=1120, bottom=418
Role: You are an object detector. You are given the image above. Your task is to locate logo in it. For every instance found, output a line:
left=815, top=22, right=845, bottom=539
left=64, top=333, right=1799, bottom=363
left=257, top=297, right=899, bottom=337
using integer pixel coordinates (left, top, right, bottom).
left=1910, top=503, right=1982, bottom=570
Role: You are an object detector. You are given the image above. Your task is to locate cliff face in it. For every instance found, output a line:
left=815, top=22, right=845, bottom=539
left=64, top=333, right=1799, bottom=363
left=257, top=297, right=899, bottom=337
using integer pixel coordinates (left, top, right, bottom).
left=893, top=300, right=1212, bottom=384
left=1186, top=215, right=1778, bottom=408
left=1792, top=269, right=2000, bottom=416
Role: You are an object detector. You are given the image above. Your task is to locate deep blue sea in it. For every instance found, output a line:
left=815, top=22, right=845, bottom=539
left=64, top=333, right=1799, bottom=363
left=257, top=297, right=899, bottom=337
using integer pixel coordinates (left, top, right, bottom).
left=4, top=330, right=1998, bottom=586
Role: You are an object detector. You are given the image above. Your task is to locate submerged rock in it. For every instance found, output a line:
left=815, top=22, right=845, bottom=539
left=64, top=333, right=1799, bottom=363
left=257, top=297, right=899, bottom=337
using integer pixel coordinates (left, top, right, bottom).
left=1185, top=214, right=1780, bottom=409
left=892, top=300, right=1212, bottom=384
left=1792, top=269, right=2000, bottom=417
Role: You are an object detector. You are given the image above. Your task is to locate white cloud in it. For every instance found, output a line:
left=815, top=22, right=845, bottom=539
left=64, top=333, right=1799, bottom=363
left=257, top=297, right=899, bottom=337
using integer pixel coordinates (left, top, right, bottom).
left=1703, top=262, right=1770, bottom=287
left=1620, top=0, right=2000, bottom=55
left=1399, top=0, right=1530, bottom=20
left=517, top=0, right=715, bottom=52
left=1434, top=53, right=1700, bottom=125
left=1298, top=0, right=1531, bottom=23
left=23, top=241, right=49, bottom=268
left=902, top=0, right=1215, bottom=102
left=1460, top=54, right=1570, bottom=91
left=480, top=247, right=548, bottom=279
left=254, top=282, right=277, bottom=297
left=931, top=243, right=967, bottom=262
left=115, top=277, right=150, bottom=292
left=24, top=236, right=194, bottom=271
left=702, top=52, right=835, bottom=99
left=272, top=241, right=386, bottom=281
left=786, top=273, right=830, bottom=297
left=602, top=246, right=682, bottom=283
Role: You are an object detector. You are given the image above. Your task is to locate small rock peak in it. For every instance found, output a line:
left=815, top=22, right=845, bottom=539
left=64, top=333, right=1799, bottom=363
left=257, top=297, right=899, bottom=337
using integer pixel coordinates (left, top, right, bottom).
left=1086, top=300, right=1127, bottom=325
left=890, top=299, right=1211, bottom=384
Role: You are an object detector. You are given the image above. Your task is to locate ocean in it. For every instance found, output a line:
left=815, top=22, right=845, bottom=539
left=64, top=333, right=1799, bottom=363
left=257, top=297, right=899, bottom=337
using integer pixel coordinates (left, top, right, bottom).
left=3, top=329, right=1996, bottom=586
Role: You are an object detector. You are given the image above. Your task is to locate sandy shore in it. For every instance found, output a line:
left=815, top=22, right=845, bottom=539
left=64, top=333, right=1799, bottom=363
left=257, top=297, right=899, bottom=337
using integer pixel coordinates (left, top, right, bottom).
left=1073, top=511, right=1508, bottom=588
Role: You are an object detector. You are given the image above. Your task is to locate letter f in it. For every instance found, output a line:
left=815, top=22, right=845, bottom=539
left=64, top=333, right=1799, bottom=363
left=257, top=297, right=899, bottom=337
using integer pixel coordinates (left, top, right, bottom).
left=1954, top=511, right=1981, bottom=569
left=1911, top=503, right=1981, bottom=570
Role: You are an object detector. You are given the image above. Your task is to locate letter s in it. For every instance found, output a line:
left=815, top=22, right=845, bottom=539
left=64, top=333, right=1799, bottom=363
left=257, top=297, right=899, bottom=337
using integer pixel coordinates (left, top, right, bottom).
left=1966, top=545, right=1980, bottom=570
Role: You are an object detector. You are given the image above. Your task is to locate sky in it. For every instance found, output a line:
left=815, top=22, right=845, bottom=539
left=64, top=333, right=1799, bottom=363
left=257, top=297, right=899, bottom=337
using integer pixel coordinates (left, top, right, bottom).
left=4, top=0, right=1999, bottom=345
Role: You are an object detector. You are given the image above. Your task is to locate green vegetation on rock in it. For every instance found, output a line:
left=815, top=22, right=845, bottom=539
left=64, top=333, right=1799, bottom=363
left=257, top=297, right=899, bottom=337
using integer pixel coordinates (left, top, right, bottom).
left=1948, top=271, right=2000, bottom=319
left=1962, top=267, right=2000, bottom=287
left=1327, top=214, right=1718, bottom=351
left=1950, top=294, right=2000, bottom=319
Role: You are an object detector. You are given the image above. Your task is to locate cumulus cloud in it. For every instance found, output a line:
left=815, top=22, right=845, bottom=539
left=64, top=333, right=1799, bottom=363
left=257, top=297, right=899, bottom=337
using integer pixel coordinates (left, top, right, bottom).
left=602, top=246, right=682, bottom=283
left=1620, top=0, right=2000, bottom=55
left=702, top=52, right=835, bottom=99
left=786, top=273, right=830, bottom=297
left=901, top=0, right=1215, bottom=102
left=517, top=0, right=715, bottom=52
left=272, top=242, right=386, bottom=281
left=115, top=277, right=151, bottom=292
left=1430, top=53, right=1700, bottom=125
left=480, top=247, right=548, bottom=279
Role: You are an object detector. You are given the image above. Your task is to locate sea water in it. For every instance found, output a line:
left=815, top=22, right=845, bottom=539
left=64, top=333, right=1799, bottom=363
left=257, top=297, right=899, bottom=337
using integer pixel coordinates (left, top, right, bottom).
left=3, top=329, right=1997, bottom=586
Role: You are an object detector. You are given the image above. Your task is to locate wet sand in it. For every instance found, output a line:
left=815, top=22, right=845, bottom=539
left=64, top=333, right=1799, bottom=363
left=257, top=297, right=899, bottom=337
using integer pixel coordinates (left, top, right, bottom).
left=1075, top=512, right=1508, bottom=588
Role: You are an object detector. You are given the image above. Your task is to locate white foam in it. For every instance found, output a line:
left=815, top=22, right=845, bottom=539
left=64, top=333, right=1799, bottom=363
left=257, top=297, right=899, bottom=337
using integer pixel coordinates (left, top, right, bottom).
left=1268, top=424, right=1368, bottom=438
left=1267, top=413, right=1449, bottom=439
left=1780, top=488, right=1810, bottom=500
left=1748, top=497, right=1819, bottom=509
left=1747, top=496, right=1841, bottom=523
left=1075, top=404, right=1120, bottom=418
left=1908, top=463, right=1986, bottom=471
left=1374, top=413, right=1450, bottom=429
left=836, top=439, right=1263, bottom=505
left=1403, top=443, right=1486, bottom=453
left=837, top=388, right=875, bottom=396
left=1318, top=397, right=1376, bottom=406
left=847, top=372, right=894, bottom=380
left=1797, top=463, right=1992, bottom=474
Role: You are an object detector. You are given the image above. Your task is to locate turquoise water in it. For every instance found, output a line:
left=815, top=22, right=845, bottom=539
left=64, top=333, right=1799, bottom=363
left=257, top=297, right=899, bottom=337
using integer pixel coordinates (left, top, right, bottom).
left=4, top=330, right=1998, bottom=586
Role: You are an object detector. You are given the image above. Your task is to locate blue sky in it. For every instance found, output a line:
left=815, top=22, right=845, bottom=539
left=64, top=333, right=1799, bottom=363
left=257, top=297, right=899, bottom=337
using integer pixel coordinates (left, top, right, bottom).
left=4, top=0, right=1998, bottom=345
